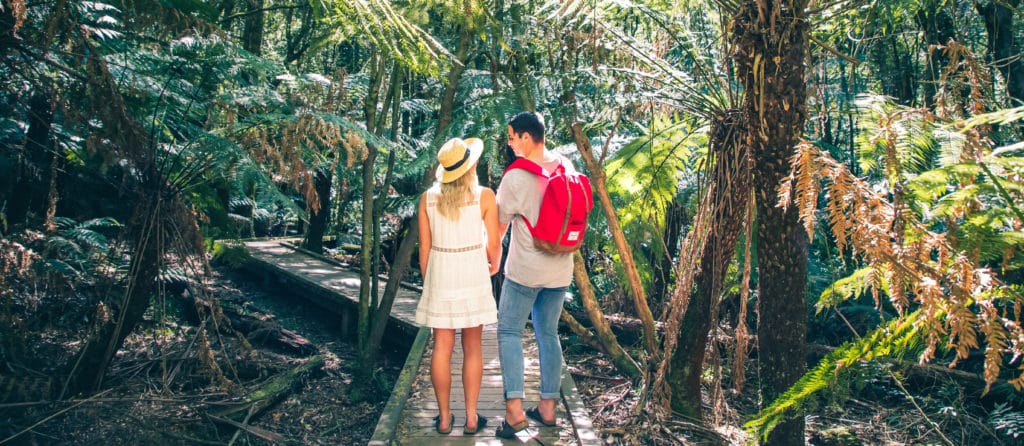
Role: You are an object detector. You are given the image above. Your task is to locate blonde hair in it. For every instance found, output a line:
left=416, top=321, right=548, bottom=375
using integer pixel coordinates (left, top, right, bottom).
left=436, top=167, right=477, bottom=220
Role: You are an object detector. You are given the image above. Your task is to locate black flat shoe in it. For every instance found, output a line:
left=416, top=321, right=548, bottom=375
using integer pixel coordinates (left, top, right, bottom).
left=463, top=413, right=488, bottom=435
left=525, top=406, right=557, bottom=426
left=494, top=418, right=529, bottom=439
left=433, top=413, right=454, bottom=435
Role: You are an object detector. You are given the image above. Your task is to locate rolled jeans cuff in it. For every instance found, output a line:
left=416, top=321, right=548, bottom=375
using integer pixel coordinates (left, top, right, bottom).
left=540, top=391, right=560, bottom=400
left=504, top=391, right=526, bottom=400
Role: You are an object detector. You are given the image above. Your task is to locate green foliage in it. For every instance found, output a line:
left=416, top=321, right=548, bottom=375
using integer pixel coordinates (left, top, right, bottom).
left=989, top=402, right=1024, bottom=441
left=211, top=241, right=251, bottom=268
left=781, top=97, right=1024, bottom=440
left=35, top=217, right=122, bottom=280
left=314, top=0, right=454, bottom=76
left=817, top=266, right=888, bottom=310
left=854, top=95, right=941, bottom=185
left=605, top=115, right=704, bottom=229
left=747, top=310, right=925, bottom=439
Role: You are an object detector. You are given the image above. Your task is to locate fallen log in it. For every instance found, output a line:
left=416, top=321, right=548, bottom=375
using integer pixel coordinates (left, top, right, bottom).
left=224, top=307, right=319, bottom=356
left=172, top=287, right=318, bottom=356
left=565, top=310, right=665, bottom=346
left=210, top=354, right=325, bottom=420
left=208, top=414, right=285, bottom=444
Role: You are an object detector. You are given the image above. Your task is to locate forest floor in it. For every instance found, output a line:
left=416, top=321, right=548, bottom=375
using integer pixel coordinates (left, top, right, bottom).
left=2, top=266, right=1015, bottom=445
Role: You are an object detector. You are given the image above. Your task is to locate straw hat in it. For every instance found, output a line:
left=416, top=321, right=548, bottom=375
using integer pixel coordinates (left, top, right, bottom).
left=435, top=137, right=484, bottom=183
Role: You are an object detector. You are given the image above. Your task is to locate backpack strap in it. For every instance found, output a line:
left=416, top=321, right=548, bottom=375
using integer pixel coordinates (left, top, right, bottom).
left=503, top=157, right=564, bottom=178
left=502, top=157, right=566, bottom=232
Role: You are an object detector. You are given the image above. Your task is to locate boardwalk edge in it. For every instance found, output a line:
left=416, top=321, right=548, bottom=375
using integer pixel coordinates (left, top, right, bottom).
left=561, top=366, right=601, bottom=445
left=369, top=326, right=430, bottom=446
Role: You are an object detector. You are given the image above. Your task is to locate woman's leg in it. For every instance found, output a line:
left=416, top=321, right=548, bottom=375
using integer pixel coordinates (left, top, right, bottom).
left=461, top=325, right=484, bottom=430
left=431, top=328, right=456, bottom=430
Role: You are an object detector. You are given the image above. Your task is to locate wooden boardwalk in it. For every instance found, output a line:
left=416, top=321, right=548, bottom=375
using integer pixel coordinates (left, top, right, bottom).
left=243, top=239, right=599, bottom=445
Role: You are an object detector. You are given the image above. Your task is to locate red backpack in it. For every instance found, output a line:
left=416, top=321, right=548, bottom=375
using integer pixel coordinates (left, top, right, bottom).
left=503, top=158, right=594, bottom=254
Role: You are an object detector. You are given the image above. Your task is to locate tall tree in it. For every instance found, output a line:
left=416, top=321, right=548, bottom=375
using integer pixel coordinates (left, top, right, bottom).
left=242, top=0, right=266, bottom=56
left=917, top=0, right=957, bottom=108
left=733, top=0, right=812, bottom=443
left=975, top=0, right=1024, bottom=106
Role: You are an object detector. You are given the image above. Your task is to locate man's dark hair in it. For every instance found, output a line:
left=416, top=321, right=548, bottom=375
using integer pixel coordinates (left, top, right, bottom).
left=508, top=111, right=545, bottom=143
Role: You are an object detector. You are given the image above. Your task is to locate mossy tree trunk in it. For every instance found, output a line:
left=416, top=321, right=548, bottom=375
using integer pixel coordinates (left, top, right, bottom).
left=570, top=251, right=641, bottom=378
left=6, top=93, right=55, bottom=228
left=354, top=24, right=477, bottom=398
left=242, top=0, right=265, bottom=56
left=562, top=93, right=659, bottom=359
left=916, top=0, right=956, bottom=109
left=355, top=53, right=386, bottom=397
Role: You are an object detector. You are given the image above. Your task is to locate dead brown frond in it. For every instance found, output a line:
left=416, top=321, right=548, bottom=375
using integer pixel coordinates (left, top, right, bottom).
left=786, top=141, right=1024, bottom=392
left=196, top=327, right=236, bottom=393
left=935, top=40, right=993, bottom=121
left=732, top=196, right=754, bottom=392
left=253, top=114, right=365, bottom=215
left=4, top=0, right=26, bottom=36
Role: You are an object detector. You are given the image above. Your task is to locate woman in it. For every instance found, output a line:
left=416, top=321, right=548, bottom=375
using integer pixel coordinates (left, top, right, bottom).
left=414, top=137, right=501, bottom=435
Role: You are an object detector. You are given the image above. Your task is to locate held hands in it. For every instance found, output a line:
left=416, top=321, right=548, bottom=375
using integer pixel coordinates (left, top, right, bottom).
left=488, top=258, right=500, bottom=276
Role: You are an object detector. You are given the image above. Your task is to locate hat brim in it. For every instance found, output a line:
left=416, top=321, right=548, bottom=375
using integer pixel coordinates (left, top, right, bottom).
left=436, top=137, right=484, bottom=183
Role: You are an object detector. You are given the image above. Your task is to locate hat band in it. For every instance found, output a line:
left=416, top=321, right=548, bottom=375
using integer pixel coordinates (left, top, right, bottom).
left=443, top=147, right=471, bottom=171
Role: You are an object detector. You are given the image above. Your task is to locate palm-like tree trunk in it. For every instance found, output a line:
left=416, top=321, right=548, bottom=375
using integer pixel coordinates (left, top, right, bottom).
left=733, top=1, right=810, bottom=443
left=666, top=111, right=749, bottom=419
left=64, top=192, right=164, bottom=395
left=62, top=41, right=201, bottom=397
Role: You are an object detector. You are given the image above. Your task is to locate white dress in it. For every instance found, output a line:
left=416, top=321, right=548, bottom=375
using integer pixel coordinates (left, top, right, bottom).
left=415, top=185, right=499, bottom=329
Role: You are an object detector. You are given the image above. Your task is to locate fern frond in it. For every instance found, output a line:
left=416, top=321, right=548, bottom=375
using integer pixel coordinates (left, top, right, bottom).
left=604, top=116, right=703, bottom=227
left=817, top=266, right=887, bottom=311
left=39, top=259, right=81, bottom=279
left=78, top=217, right=122, bottom=231
left=63, top=228, right=110, bottom=252
left=44, top=235, right=83, bottom=258
left=317, top=0, right=453, bottom=76
left=958, top=105, right=1024, bottom=132
left=785, top=138, right=1024, bottom=403
left=746, top=311, right=924, bottom=439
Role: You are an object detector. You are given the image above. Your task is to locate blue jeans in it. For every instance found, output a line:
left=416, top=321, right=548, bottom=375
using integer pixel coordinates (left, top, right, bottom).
left=497, top=278, right=566, bottom=400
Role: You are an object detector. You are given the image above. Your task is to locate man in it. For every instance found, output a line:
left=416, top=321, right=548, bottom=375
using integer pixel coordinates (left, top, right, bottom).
left=494, top=111, right=575, bottom=438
